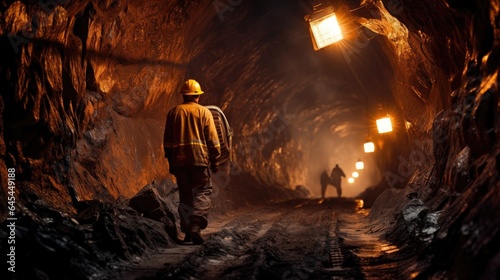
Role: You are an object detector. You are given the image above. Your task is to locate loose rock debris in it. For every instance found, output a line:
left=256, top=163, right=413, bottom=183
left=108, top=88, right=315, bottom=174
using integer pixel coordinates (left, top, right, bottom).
left=112, top=198, right=414, bottom=280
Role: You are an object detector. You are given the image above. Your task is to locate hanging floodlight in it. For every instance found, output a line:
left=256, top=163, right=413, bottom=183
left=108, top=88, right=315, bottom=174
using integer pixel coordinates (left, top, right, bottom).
left=376, top=115, right=393, bottom=134
left=305, top=5, right=343, bottom=50
left=375, top=104, right=394, bottom=134
left=364, top=141, right=375, bottom=153
left=355, top=159, right=364, bottom=170
left=352, top=171, right=359, bottom=178
left=348, top=178, right=355, bottom=184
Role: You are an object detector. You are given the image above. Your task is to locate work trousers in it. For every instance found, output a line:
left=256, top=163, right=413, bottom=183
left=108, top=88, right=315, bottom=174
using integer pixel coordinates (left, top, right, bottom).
left=171, top=166, right=212, bottom=233
left=322, top=183, right=342, bottom=198
left=335, top=185, right=342, bottom=198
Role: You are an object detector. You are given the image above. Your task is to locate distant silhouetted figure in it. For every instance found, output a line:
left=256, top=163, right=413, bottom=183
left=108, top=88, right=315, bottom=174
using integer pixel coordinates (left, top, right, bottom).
left=320, top=170, right=331, bottom=199
left=330, top=164, right=346, bottom=198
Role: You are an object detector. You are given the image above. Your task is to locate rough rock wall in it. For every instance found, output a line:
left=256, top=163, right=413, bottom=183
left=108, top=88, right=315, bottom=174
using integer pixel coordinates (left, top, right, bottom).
left=0, top=0, right=209, bottom=217
left=362, top=0, right=499, bottom=278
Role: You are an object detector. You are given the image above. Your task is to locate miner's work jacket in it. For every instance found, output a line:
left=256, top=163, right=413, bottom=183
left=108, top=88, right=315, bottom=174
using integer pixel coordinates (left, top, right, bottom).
left=163, top=102, right=221, bottom=168
left=330, top=167, right=346, bottom=188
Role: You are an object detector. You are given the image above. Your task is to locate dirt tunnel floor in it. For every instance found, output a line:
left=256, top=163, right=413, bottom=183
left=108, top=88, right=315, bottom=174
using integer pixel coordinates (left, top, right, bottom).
left=111, top=198, right=416, bottom=280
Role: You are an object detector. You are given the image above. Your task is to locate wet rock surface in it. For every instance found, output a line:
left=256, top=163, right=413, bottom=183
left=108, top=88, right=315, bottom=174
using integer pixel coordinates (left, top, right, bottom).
left=106, top=198, right=443, bottom=280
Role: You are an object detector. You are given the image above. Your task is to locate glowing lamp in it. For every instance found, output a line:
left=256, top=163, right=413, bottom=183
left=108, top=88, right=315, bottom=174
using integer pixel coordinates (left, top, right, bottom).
left=305, top=6, right=343, bottom=50
left=352, top=172, right=359, bottom=178
left=364, top=141, right=375, bottom=153
left=348, top=178, right=355, bottom=184
left=356, top=199, right=364, bottom=209
left=376, top=116, right=393, bottom=134
left=355, top=159, right=364, bottom=170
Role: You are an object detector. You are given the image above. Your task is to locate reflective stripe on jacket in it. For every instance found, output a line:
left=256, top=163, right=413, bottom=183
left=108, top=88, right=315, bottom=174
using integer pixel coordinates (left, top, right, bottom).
left=163, top=102, right=221, bottom=168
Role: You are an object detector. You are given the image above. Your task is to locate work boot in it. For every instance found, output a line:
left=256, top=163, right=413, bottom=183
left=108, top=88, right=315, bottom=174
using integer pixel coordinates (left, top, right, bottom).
left=190, top=224, right=204, bottom=245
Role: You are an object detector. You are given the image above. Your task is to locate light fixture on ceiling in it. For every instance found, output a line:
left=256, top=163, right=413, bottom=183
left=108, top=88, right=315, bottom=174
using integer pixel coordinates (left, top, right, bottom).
left=375, top=104, right=393, bottom=134
left=352, top=171, right=359, bottom=178
left=304, top=4, right=343, bottom=50
left=355, top=159, right=364, bottom=170
left=363, top=141, right=375, bottom=153
left=376, top=115, right=393, bottom=134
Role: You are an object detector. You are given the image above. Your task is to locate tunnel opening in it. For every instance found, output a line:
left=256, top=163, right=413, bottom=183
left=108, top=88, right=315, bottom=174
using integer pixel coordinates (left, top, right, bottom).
left=0, top=0, right=499, bottom=279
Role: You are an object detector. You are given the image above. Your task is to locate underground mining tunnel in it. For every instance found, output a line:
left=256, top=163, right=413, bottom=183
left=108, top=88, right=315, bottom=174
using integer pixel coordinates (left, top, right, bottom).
left=0, top=0, right=499, bottom=279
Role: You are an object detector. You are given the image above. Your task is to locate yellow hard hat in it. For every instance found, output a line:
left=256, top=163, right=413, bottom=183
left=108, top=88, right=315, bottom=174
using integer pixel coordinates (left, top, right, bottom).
left=180, top=79, right=204, bottom=95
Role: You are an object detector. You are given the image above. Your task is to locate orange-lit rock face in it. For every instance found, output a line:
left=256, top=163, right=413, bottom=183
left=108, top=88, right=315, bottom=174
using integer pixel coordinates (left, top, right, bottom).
left=0, top=1, right=205, bottom=214
left=0, top=0, right=498, bottom=226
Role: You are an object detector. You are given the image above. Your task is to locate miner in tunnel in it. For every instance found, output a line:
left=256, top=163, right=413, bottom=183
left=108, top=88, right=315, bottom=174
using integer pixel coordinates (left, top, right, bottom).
left=320, top=164, right=346, bottom=199
left=320, top=170, right=330, bottom=200
left=330, top=164, right=346, bottom=198
left=163, top=79, right=221, bottom=244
